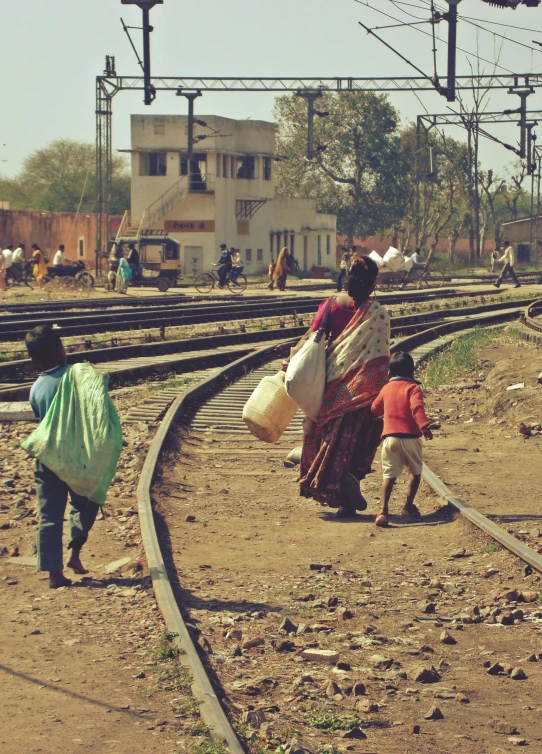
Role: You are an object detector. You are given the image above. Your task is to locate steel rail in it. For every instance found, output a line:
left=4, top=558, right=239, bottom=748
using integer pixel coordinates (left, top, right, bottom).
left=0, top=299, right=531, bottom=387
left=522, top=298, right=542, bottom=332
left=132, top=301, right=542, bottom=750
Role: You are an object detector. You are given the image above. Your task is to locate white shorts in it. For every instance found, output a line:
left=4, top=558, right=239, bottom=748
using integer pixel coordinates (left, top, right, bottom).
left=381, top=436, right=423, bottom=479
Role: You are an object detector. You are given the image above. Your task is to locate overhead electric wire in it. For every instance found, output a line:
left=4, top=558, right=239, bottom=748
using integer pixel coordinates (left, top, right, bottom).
left=354, top=0, right=516, bottom=74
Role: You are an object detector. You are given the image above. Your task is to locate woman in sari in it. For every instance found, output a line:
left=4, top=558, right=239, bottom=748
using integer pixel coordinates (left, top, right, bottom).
left=292, top=257, right=390, bottom=517
left=30, top=244, right=48, bottom=288
left=273, top=247, right=291, bottom=291
left=116, top=256, right=131, bottom=294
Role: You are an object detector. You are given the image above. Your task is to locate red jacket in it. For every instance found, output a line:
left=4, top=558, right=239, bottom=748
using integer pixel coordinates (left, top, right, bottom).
left=371, top=378, right=430, bottom=438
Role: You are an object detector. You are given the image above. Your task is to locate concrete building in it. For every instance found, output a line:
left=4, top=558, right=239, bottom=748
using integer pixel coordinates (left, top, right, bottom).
left=122, top=114, right=336, bottom=276
left=500, top=216, right=542, bottom=264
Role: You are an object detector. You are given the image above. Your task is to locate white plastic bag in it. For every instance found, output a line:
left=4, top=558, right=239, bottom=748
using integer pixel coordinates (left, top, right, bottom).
left=369, top=250, right=384, bottom=268
left=285, top=297, right=334, bottom=420
left=381, top=246, right=405, bottom=272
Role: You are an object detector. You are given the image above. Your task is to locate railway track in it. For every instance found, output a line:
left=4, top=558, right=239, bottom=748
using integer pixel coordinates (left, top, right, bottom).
left=522, top=298, right=542, bottom=332
left=130, top=307, right=542, bottom=751
left=0, top=287, right=515, bottom=342
left=0, top=297, right=534, bottom=403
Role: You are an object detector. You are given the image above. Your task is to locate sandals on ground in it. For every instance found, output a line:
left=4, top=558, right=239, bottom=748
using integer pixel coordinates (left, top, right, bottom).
left=375, top=512, right=389, bottom=527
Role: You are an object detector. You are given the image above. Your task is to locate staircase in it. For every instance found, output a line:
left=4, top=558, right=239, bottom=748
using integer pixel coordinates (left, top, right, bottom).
left=144, top=175, right=190, bottom=228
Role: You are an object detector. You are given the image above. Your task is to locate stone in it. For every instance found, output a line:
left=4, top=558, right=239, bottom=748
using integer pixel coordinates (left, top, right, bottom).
left=241, top=637, right=264, bottom=650
left=490, top=720, right=518, bottom=735
left=498, top=588, right=519, bottom=602
left=356, top=701, right=379, bottom=714
left=337, top=607, right=354, bottom=620
left=229, top=644, right=241, bottom=657
left=241, top=709, right=266, bottom=728
left=487, top=663, right=504, bottom=676
left=520, top=591, right=539, bottom=603
left=407, top=724, right=421, bottom=734
left=0, top=402, right=35, bottom=422
left=104, top=556, right=134, bottom=574
left=440, top=631, right=456, bottom=645
left=510, top=667, right=527, bottom=681
left=185, top=514, right=196, bottom=522
left=512, top=609, right=524, bottom=621
left=484, top=568, right=499, bottom=579
left=280, top=617, right=298, bottom=634
left=352, top=682, right=366, bottom=696
left=5, top=556, right=37, bottom=567
left=274, top=640, right=296, bottom=652
left=497, top=612, right=514, bottom=626
left=508, top=738, right=527, bottom=747
left=424, top=706, right=444, bottom=720
left=340, top=727, right=366, bottom=740
left=413, top=666, right=441, bottom=683
left=418, top=601, right=436, bottom=614
left=300, top=649, right=339, bottom=665
left=455, top=693, right=470, bottom=703
left=325, top=681, right=342, bottom=699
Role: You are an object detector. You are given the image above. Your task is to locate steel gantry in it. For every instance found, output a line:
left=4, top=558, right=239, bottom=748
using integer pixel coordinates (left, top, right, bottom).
left=95, top=72, right=542, bottom=253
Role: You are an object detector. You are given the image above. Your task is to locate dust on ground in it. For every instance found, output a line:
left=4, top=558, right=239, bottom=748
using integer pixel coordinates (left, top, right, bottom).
left=152, top=328, right=542, bottom=754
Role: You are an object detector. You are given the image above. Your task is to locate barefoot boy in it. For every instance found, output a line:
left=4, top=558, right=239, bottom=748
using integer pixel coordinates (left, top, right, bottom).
left=371, top=351, right=433, bottom=527
left=25, top=326, right=100, bottom=588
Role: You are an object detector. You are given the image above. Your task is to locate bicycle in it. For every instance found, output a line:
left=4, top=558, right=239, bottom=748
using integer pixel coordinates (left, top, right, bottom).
left=375, top=265, right=445, bottom=292
left=194, top=266, right=247, bottom=294
left=6, top=261, right=36, bottom=288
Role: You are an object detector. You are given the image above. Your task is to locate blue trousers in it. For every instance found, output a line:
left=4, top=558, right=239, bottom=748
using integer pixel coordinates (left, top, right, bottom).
left=35, top=461, right=99, bottom=572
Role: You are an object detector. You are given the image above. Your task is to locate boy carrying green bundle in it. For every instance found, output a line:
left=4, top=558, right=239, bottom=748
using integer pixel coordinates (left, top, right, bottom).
left=23, top=326, right=122, bottom=588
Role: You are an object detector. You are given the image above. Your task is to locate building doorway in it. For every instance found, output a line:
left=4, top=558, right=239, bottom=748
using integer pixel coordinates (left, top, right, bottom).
left=184, top=246, right=203, bottom=277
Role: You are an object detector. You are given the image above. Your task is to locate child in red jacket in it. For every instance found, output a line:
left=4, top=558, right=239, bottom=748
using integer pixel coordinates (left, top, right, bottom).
left=371, top=351, right=433, bottom=527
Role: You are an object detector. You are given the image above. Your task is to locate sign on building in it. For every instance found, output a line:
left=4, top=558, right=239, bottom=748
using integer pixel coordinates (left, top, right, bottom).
left=164, top=220, right=215, bottom=233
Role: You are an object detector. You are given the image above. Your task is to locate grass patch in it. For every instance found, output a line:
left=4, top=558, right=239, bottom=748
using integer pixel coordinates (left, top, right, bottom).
left=190, top=739, right=229, bottom=754
left=159, top=662, right=192, bottom=692
left=421, top=327, right=500, bottom=389
left=152, top=631, right=180, bottom=661
left=483, top=542, right=500, bottom=554
left=307, top=713, right=362, bottom=732
left=171, top=696, right=201, bottom=717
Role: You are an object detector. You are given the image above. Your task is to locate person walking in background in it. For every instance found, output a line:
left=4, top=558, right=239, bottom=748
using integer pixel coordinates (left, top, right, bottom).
left=116, top=256, right=131, bottom=294
left=286, top=258, right=390, bottom=517
left=12, top=243, right=25, bottom=277
left=494, top=241, right=520, bottom=288
left=0, top=247, right=6, bottom=292
left=2, top=244, right=14, bottom=272
left=490, top=247, right=499, bottom=273
left=127, top=243, right=140, bottom=281
left=30, top=244, right=48, bottom=287
left=336, top=247, right=350, bottom=292
left=230, top=248, right=244, bottom=285
left=371, top=351, right=433, bottom=528
left=268, top=258, right=276, bottom=290
left=214, top=243, right=232, bottom=288
left=273, top=247, right=292, bottom=291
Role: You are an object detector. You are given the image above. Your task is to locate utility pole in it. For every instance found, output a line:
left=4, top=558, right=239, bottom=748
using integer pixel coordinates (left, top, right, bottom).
left=121, top=0, right=163, bottom=105
left=443, top=0, right=462, bottom=102
left=176, top=90, right=202, bottom=188
left=506, top=78, right=535, bottom=158
left=295, top=90, right=328, bottom=159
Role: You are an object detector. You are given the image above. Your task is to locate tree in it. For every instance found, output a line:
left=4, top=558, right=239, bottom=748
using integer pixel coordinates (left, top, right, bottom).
left=0, top=139, right=130, bottom=215
left=274, top=92, right=412, bottom=244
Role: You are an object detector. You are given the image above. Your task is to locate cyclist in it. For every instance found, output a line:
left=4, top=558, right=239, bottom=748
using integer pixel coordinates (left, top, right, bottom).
left=214, top=243, right=232, bottom=288
left=410, top=247, right=425, bottom=271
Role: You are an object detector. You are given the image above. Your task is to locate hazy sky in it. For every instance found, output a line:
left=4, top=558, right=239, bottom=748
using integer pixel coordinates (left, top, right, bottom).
left=2, top=0, right=542, bottom=179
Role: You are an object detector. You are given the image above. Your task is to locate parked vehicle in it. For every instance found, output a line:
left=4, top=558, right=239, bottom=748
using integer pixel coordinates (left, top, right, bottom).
left=44, top=260, right=95, bottom=288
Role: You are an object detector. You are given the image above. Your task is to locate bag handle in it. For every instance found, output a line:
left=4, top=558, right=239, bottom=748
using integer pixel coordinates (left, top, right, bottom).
left=314, top=296, right=335, bottom=344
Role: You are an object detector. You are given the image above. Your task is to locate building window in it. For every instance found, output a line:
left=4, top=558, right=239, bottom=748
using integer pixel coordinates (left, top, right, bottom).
left=518, top=243, right=530, bottom=262
left=223, top=154, right=229, bottom=178
left=153, top=121, right=166, bottom=135
left=236, top=156, right=256, bottom=179
left=257, top=248, right=263, bottom=261
left=140, top=152, right=167, bottom=176
left=231, top=156, right=235, bottom=179
left=78, top=237, right=85, bottom=258
left=245, top=249, right=253, bottom=262
left=216, top=154, right=221, bottom=178
left=263, top=157, right=272, bottom=181
left=326, top=234, right=330, bottom=255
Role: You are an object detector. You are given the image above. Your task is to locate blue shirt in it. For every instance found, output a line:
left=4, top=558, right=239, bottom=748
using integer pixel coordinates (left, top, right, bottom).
left=218, top=250, right=232, bottom=265
left=29, top=364, right=70, bottom=420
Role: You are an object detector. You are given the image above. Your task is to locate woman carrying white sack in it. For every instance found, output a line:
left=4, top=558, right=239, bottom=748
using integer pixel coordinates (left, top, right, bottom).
left=282, top=258, right=390, bottom=518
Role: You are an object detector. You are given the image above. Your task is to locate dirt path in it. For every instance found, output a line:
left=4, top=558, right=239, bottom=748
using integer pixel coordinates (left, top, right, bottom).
left=0, top=389, right=211, bottom=753
left=154, top=331, right=542, bottom=754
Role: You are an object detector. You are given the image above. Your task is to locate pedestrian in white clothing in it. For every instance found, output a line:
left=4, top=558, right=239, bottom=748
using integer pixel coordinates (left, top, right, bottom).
left=2, top=245, right=14, bottom=269
left=494, top=241, right=520, bottom=288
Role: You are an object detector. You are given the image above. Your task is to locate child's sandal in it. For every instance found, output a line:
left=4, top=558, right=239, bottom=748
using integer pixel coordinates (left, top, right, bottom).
left=375, top=512, right=389, bottom=527
left=401, top=503, right=421, bottom=518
